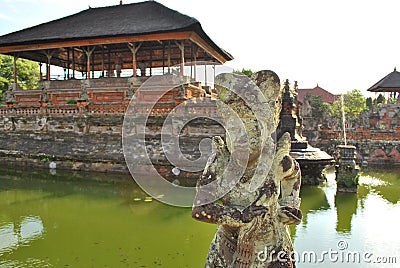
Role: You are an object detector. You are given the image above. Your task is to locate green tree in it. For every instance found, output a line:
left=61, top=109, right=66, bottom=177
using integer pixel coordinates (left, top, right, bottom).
left=310, top=95, right=332, bottom=122
left=332, top=89, right=367, bottom=128
left=233, top=68, right=253, bottom=76
left=387, top=96, right=397, bottom=104
left=0, top=55, right=40, bottom=98
left=366, top=97, right=373, bottom=110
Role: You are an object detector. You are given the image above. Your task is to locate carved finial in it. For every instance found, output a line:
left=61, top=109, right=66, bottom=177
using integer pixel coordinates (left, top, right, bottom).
left=394, top=67, right=397, bottom=72
left=284, top=79, right=290, bottom=93
left=120, top=0, right=123, bottom=5
left=293, top=81, right=299, bottom=100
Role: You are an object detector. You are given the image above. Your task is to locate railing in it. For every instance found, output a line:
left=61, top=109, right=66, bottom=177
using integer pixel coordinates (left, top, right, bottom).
left=47, top=105, right=79, bottom=115
left=0, top=77, right=210, bottom=118
left=0, top=107, right=8, bottom=116
left=89, top=103, right=126, bottom=114
left=14, top=106, right=41, bottom=116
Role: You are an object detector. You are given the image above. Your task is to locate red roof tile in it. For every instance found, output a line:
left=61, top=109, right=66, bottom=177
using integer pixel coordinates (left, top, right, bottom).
left=298, top=85, right=340, bottom=104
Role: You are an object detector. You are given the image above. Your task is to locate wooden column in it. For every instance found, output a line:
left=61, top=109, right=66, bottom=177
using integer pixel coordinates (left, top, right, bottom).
left=13, top=54, right=18, bottom=89
left=213, top=64, right=216, bottom=88
left=84, top=46, right=95, bottom=79
left=101, top=46, right=105, bottom=77
left=39, top=62, right=43, bottom=81
left=204, top=64, right=207, bottom=86
left=168, top=41, right=171, bottom=73
left=72, top=48, right=75, bottom=79
left=190, top=45, right=193, bottom=78
left=175, top=41, right=185, bottom=76
left=150, top=46, right=153, bottom=76
left=108, top=47, right=111, bottom=77
left=128, top=42, right=142, bottom=77
left=162, top=42, right=165, bottom=75
left=91, top=51, right=95, bottom=78
left=193, top=46, right=198, bottom=81
left=92, top=51, right=96, bottom=78
left=43, top=50, right=53, bottom=81
left=67, top=48, right=70, bottom=79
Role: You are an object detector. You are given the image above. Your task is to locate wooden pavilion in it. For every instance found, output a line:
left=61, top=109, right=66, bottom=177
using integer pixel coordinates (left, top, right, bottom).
left=367, top=68, right=400, bottom=102
left=0, top=1, right=233, bottom=83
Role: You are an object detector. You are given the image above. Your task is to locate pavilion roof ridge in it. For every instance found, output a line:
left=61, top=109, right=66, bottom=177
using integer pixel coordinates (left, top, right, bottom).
left=368, top=68, right=400, bottom=92
left=0, top=0, right=233, bottom=74
left=0, top=1, right=199, bottom=47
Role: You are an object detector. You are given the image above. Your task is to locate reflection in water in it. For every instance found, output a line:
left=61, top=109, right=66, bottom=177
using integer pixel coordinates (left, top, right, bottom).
left=293, top=168, right=400, bottom=268
left=299, top=186, right=330, bottom=224
left=358, top=170, right=400, bottom=204
left=0, top=167, right=399, bottom=267
left=20, top=216, right=45, bottom=243
left=0, top=223, right=18, bottom=254
left=0, top=216, right=44, bottom=255
left=335, top=192, right=358, bottom=233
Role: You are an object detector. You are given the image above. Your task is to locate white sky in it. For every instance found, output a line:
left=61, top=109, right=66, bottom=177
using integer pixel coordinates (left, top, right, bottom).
left=1, top=0, right=399, bottom=97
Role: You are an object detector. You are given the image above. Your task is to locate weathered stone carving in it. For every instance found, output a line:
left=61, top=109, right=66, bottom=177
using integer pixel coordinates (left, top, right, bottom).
left=127, top=77, right=137, bottom=100
left=36, top=116, right=48, bottom=131
left=192, top=71, right=302, bottom=267
left=78, top=80, right=90, bottom=102
left=5, top=83, right=16, bottom=104
left=3, top=117, right=15, bottom=131
left=335, top=145, right=359, bottom=192
left=39, top=86, right=49, bottom=105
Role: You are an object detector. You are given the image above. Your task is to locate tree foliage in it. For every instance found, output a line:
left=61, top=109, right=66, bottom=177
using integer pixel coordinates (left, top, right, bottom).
left=0, top=55, right=40, bottom=98
left=309, top=95, right=332, bottom=121
left=366, top=97, right=373, bottom=110
left=233, top=68, right=253, bottom=77
left=332, top=89, right=367, bottom=127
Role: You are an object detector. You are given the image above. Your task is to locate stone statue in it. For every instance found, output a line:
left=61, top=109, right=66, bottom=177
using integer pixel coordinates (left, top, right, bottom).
left=177, top=85, right=185, bottom=98
left=79, top=80, right=89, bottom=102
left=192, top=70, right=302, bottom=267
left=39, top=86, right=49, bottom=104
left=5, top=83, right=16, bottom=104
left=127, top=78, right=137, bottom=100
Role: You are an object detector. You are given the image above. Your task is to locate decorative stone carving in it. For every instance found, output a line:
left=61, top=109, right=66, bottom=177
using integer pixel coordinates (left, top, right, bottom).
left=277, top=79, right=296, bottom=140
left=36, top=116, right=48, bottom=131
left=78, top=80, right=90, bottom=102
left=192, top=71, right=302, bottom=267
left=335, top=145, right=359, bottom=193
left=177, top=85, right=185, bottom=98
left=3, top=117, right=15, bottom=131
left=6, top=83, right=16, bottom=105
left=39, top=86, right=49, bottom=105
left=126, top=77, right=137, bottom=100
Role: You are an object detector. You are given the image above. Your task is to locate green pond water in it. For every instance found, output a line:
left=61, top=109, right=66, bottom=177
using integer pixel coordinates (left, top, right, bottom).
left=0, top=167, right=399, bottom=267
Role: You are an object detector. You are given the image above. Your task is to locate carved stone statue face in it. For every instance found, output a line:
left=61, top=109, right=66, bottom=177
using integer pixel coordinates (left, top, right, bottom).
left=215, top=71, right=281, bottom=167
